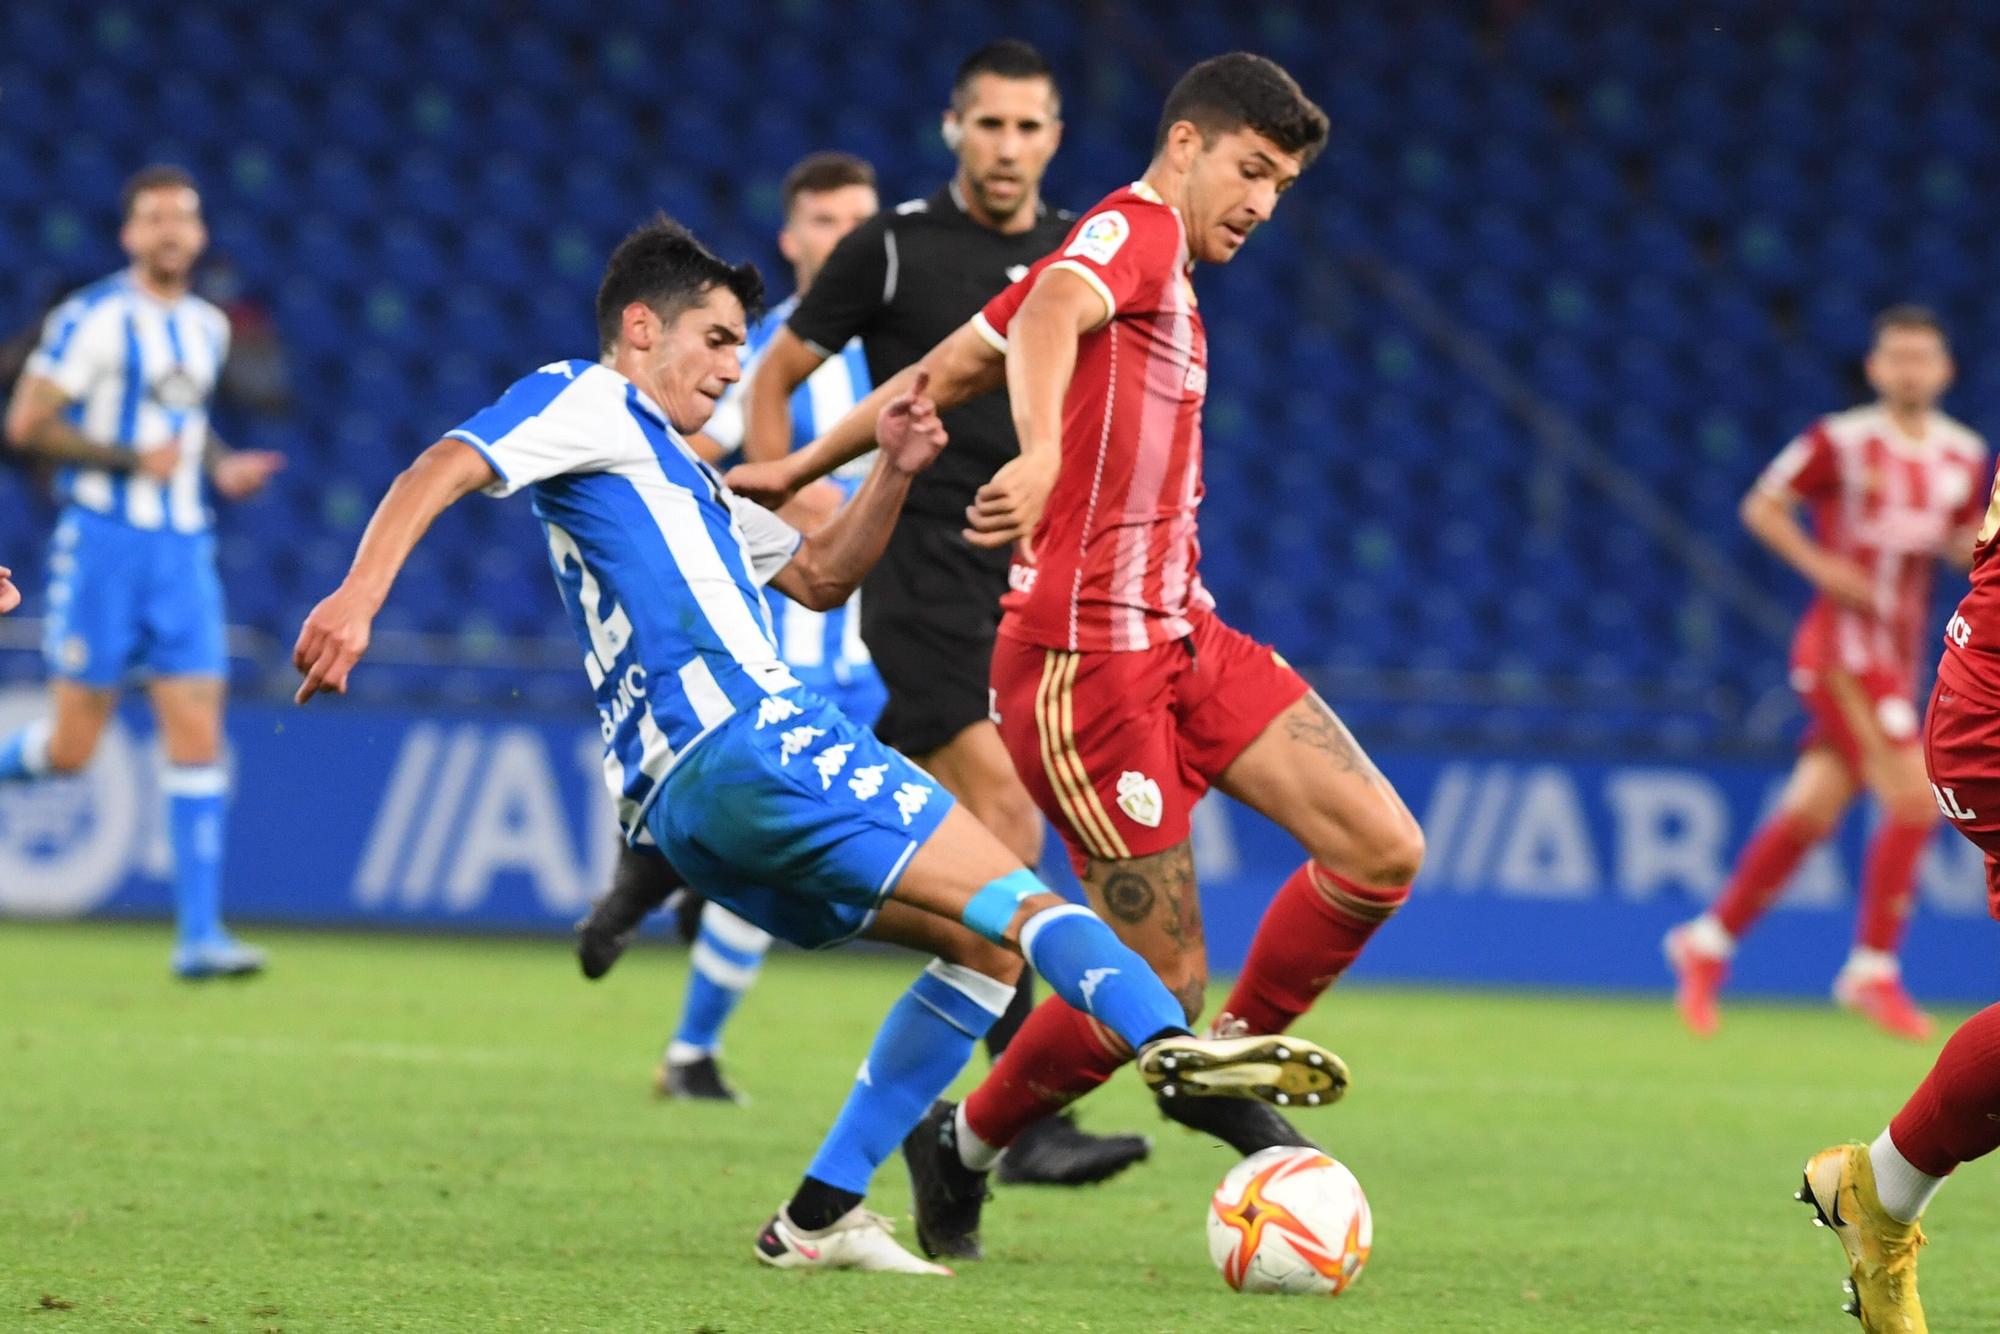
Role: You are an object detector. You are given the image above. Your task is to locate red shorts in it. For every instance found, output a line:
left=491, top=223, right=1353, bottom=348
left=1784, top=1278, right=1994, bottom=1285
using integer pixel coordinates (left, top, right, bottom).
left=990, top=610, right=1311, bottom=872
left=1794, top=665, right=1920, bottom=779
left=1922, top=675, right=2000, bottom=919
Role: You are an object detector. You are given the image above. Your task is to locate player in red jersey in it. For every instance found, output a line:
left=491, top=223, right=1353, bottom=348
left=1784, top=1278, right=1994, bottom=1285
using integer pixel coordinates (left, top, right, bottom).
left=729, top=54, right=1425, bottom=1260
left=1666, top=307, right=1988, bottom=1041
left=1793, top=381, right=2000, bottom=1333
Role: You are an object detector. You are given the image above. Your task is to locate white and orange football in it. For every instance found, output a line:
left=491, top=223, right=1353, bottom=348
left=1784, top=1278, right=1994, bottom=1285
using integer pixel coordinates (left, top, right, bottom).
left=1207, top=1145, right=1372, bottom=1296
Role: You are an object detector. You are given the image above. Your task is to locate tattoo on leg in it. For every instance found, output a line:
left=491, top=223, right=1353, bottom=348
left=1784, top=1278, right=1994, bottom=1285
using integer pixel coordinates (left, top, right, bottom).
left=1101, top=871, right=1156, bottom=925
left=1089, top=843, right=1204, bottom=953
left=1286, top=693, right=1382, bottom=779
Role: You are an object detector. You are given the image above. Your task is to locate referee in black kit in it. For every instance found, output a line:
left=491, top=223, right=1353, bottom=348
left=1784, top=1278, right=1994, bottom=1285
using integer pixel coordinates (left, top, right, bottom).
left=739, top=40, right=1149, bottom=1188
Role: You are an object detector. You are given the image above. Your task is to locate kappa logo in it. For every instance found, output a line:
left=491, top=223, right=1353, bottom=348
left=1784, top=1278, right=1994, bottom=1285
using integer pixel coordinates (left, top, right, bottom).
left=777, top=725, right=825, bottom=764
left=849, top=764, right=888, bottom=800
left=1116, top=770, right=1164, bottom=829
left=755, top=697, right=803, bottom=730
left=1078, top=966, right=1119, bottom=1006
left=812, top=742, right=854, bottom=790
left=893, top=781, right=932, bottom=826
left=1065, top=210, right=1130, bottom=265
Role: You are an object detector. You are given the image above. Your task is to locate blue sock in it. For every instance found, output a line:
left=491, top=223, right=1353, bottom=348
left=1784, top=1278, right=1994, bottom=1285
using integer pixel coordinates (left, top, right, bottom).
left=805, top=959, right=1014, bottom=1194
left=164, top=765, right=228, bottom=948
left=1020, top=904, right=1191, bottom=1050
left=0, top=722, right=51, bottom=784
left=670, top=904, right=772, bottom=1061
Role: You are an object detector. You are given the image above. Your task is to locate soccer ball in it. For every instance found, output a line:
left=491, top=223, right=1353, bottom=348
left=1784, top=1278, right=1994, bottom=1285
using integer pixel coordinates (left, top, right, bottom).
left=1206, top=1145, right=1372, bottom=1295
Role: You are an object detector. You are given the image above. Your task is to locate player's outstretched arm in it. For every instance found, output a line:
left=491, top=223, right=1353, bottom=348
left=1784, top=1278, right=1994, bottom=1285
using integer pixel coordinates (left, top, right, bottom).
left=767, top=372, right=948, bottom=611
left=1740, top=484, right=1873, bottom=612
left=0, top=566, right=19, bottom=616
left=725, top=324, right=1002, bottom=507
left=292, top=438, right=497, bottom=703
left=964, top=267, right=1102, bottom=551
left=740, top=328, right=828, bottom=464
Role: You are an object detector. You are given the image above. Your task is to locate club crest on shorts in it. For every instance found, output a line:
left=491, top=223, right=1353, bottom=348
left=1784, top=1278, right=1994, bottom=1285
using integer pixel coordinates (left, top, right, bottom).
left=1116, top=770, right=1164, bottom=828
left=1877, top=696, right=1918, bottom=741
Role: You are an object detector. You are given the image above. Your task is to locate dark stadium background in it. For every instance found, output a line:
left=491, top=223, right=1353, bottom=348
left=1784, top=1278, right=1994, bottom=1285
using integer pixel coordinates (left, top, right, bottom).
left=4, top=0, right=1998, bottom=998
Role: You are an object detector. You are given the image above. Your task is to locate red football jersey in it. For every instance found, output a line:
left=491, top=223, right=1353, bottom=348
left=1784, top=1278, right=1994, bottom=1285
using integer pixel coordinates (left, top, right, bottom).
left=1759, top=405, right=1988, bottom=697
left=973, top=182, right=1214, bottom=653
left=1938, top=450, right=2000, bottom=707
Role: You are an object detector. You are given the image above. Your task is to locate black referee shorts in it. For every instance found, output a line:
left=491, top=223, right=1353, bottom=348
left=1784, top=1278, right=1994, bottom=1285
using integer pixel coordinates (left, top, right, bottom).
left=860, top=516, right=1012, bottom=758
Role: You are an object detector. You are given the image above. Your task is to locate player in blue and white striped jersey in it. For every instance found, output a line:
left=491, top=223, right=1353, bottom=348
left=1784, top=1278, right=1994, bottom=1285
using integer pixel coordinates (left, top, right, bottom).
left=655, top=152, right=883, bottom=1103
left=292, top=218, right=1339, bottom=1274
left=0, top=165, right=283, bottom=979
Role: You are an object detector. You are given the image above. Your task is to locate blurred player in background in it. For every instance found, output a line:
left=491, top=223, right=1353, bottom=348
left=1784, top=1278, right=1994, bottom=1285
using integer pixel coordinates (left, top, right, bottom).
left=735, top=54, right=1424, bottom=1260
left=293, top=217, right=1339, bottom=1274
left=648, top=150, right=884, bottom=1103
left=1666, top=307, right=1988, bottom=1040
left=728, top=38, right=1149, bottom=1186
left=1797, top=386, right=2000, bottom=1333
left=0, top=165, right=283, bottom=979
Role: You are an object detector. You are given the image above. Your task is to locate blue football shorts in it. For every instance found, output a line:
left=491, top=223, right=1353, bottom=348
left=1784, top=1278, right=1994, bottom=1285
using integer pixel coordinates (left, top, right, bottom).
left=42, top=506, right=227, bottom=686
left=643, top=688, right=953, bottom=949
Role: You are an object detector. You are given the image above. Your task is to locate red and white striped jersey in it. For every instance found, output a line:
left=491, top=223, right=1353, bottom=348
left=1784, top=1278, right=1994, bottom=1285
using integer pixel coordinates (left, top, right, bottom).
left=973, top=183, right=1214, bottom=653
left=1759, top=404, right=1988, bottom=694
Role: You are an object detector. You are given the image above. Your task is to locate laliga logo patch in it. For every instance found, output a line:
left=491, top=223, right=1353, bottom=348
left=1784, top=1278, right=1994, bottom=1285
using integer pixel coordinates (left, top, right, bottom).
left=1116, top=769, right=1164, bottom=829
left=1066, top=210, right=1130, bottom=266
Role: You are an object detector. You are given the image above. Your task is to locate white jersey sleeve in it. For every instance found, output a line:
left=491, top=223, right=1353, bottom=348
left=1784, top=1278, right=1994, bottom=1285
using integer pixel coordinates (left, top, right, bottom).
left=25, top=298, right=123, bottom=401
left=446, top=361, right=614, bottom=498
left=727, top=489, right=803, bottom=586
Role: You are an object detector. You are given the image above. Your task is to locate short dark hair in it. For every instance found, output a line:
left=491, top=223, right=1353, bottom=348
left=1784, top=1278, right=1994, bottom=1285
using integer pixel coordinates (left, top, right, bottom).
left=1153, top=53, right=1329, bottom=168
left=1874, top=303, right=1948, bottom=346
left=121, top=164, right=199, bottom=220
left=781, top=152, right=877, bottom=219
left=595, top=216, right=764, bottom=355
left=951, top=39, right=1058, bottom=111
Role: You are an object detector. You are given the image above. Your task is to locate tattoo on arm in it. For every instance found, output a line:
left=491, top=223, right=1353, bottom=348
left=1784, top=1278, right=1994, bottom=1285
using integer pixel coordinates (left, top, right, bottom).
left=1286, top=693, right=1382, bottom=780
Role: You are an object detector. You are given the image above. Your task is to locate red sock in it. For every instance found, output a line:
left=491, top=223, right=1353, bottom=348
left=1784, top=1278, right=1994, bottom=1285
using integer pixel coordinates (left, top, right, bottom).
left=1215, top=862, right=1408, bottom=1036
left=1889, top=1003, right=2000, bottom=1175
left=1710, top=812, right=1822, bottom=938
left=962, top=997, right=1127, bottom=1148
left=1855, top=819, right=1936, bottom=953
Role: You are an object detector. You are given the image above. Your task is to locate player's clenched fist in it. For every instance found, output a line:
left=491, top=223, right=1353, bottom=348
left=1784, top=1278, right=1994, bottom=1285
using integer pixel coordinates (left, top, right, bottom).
left=876, top=371, right=948, bottom=476
left=963, top=447, right=1058, bottom=553
left=0, top=566, right=19, bottom=616
left=292, top=585, right=378, bottom=703
left=723, top=456, right=805, bottom=509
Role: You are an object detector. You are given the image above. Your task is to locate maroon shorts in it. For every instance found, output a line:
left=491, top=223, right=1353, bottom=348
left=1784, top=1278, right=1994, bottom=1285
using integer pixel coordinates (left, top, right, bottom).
left=990, top=610, right=1311, bottom=872
left=1795, top=665, right=1920, bottom=779
left=1922, top=675, right=2000, bottom=919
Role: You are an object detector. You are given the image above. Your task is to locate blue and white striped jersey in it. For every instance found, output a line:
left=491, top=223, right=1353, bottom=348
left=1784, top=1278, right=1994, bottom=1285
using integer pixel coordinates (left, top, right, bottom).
left=704, top=295, right=875, bottom=684
left=24, top=270, right=231, bottom=534
left=447, top=360, right=806, bottom=837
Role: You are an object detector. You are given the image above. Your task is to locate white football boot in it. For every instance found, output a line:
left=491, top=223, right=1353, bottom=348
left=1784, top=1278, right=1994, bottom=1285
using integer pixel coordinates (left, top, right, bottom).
left=754, top=1204, right=953, bottom=1276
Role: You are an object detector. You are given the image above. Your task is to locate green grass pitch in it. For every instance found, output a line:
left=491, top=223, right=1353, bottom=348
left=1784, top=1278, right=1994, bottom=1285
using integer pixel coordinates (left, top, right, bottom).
left=4, top=921, right=1994, bottom=1331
